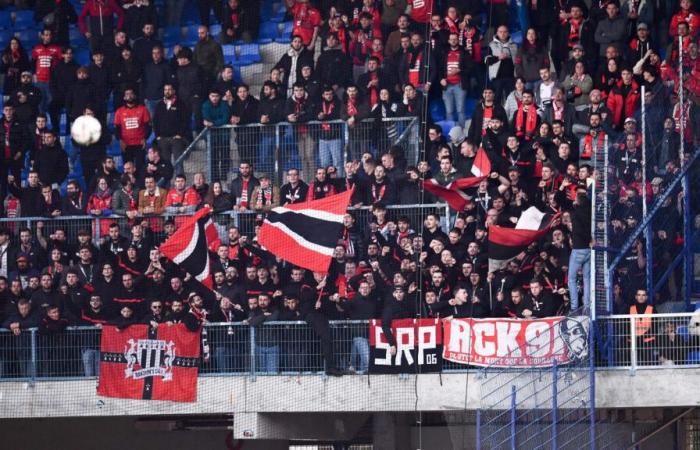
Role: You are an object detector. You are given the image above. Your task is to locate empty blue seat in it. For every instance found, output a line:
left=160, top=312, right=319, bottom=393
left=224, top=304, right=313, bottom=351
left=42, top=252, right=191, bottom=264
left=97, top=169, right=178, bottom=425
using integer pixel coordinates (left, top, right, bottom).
left=209, top=24, right=222, bottom=37
left=275, top=21, right=293, bottom=42
left=436, top=120, right=456, bottom=139
left=74, top=48, right=91, bottom=66
left=16, top=30, right=39, bottom=49
left=270, top=4, right=287, bottom=23
left=429, top=99, right=446, bottom=123
left=258, top=22, right=279, bottom=42
left=162, top=26, right=181, bottom=45
left=687, top=351, right=700, bottom=364
left=0, top=11, right=11, bottom=29
left=222, top=44, right=236, bottom=57
left=184, top=25, right=200, bottom=44
left=0, top=30, right=13, bottom=47
left=237, top=43, right=261, bottom=64
left=13, top=10, right=36, bottom=30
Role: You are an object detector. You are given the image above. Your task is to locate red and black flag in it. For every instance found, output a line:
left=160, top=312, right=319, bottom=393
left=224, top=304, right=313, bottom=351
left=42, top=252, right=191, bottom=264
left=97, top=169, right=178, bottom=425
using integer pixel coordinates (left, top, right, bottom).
left=97, top=324, right=201, bottom=402
left=488, top=206, right=559, bottom=272
left=257, top=189, right=353, bottom=273
left=421, top=148, right=491, bottom=211
left=159, top=207, right=219, bottom=289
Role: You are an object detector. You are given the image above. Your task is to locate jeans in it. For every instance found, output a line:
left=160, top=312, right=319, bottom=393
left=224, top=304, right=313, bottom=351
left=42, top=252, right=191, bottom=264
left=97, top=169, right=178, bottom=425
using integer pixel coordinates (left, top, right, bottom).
left=568, top=248, right=591, bottom=310
left=255, top=345, right=279, bottom=374
left=35, top=81, right=50, bottom=114
left=82, top=348, right=100, bottom=377
left=145, top=99, right=159, bottom=120
left=318, top=138, right=343, bottom=175
left=349, top=337, right=369, bottom=374
left=442, top=83, right=466, bottom=126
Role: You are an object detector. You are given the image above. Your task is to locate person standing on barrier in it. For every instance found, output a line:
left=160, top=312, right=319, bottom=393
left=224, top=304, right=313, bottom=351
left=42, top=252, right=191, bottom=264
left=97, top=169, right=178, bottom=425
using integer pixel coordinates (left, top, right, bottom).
left=229, top=84, right=260, bottom=177
left=568, top=187, right=592, bottom=312
left=341, top=84, right=370, bottom=161
left=286, top=82, right=316, bottom=182
left=314, top=86, right=344, bottom=175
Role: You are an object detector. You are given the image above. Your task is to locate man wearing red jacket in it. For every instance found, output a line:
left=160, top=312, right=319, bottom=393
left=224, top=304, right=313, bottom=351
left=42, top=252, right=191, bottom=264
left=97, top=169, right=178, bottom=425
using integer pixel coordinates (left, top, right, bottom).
left=165, top=174, right=200, bottom=215
left=78, top=0, right=124, bottom=52
left=606, top=67, right=640, bottom=131
left=31, top=29, right=61, bottom=114
left=114, top=88, right=151, bottom=174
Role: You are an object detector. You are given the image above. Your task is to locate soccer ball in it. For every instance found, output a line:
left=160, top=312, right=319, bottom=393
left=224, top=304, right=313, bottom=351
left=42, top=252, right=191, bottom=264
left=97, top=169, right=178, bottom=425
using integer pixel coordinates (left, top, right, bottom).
left=71, top=115, right=102, bottom=146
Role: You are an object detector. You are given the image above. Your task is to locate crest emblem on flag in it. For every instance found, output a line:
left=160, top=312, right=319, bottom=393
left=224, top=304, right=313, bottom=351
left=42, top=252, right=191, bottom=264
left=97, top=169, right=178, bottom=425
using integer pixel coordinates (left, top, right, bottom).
left=124, top=338, right=176, bottom=381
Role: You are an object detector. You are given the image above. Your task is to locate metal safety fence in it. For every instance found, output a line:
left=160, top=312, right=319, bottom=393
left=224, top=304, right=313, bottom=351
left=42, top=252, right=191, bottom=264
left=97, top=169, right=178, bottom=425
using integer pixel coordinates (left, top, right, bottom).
left=0, top=321, right=370, bottom=381
left=0, top=203, right=450, bottom=243
left=176, top=117, right=420, bottom=186
left=595, top=312, right=700, bottom=371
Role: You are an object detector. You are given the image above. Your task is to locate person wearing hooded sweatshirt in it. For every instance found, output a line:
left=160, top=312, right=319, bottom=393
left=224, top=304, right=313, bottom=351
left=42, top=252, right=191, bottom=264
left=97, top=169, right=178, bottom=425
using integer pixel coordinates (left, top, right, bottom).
left=274, top=35, right=314, bottom=97
left=485, top=25, right=518, bottom=103
left=32, top=131, right=68, bottom=188
left=315, top=32, right=353, bottom=92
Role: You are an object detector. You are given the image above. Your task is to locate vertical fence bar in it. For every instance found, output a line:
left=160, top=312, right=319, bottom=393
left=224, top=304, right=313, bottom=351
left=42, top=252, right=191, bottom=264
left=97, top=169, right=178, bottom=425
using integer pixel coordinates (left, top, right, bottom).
left=249, top=325, right=256, bottom=381
left=641, top=84, right=654, bottom=302
left=630, top=316, right=637, bottom=374
left=206, top=129, right=212, bottom=184
left=274, top=124, right=280, bottom=185
left=551, top=359, right=558, bottom=450
left=588, top=318, right=597, bottom=450
left=30, top=328, right=37, bottom=383
left=684, top=172, right=692, bottom=309
left=510, top=384, right=517, bottom=450
left=475, top=408, right=481, bottom=450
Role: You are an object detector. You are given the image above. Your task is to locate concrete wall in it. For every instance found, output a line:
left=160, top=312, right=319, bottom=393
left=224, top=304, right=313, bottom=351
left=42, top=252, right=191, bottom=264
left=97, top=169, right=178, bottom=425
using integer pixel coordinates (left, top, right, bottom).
left=0, top=369, right=699, bottom=419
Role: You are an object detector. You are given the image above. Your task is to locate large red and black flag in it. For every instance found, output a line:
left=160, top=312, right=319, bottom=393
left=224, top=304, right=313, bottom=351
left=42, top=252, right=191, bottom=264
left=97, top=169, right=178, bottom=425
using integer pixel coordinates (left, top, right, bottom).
left=97, top=324, right=201, bottom=402
left=159, top=207, right=219, bottom=289
left=257, top=189, right=353, bottom=273
left=488, top=206, right=559, bottom=272
left=421, top=147, right=491, bottom=211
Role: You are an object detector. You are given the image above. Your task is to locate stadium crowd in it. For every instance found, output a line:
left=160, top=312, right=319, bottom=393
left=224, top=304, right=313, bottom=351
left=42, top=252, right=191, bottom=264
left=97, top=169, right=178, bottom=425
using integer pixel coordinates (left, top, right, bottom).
left=0, top=0, right=699, bottom=375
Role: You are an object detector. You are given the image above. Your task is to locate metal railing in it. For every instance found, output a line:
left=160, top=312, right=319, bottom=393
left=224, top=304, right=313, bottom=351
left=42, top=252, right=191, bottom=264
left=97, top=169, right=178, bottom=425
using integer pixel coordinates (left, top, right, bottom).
left=3, top=313, right=698, bottom=382
left=0, top=203, right=449, bottom=242
left=175, top=117, right=421, bottom=185
left=596, top=313, right=700, bottom=372
left=0, top=321, right=372, bottom=381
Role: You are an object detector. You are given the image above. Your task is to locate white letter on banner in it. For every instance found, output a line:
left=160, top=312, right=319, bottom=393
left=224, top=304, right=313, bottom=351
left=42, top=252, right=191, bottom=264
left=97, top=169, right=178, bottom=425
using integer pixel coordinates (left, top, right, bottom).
left=496, top=321, right=522, bottom=357
left=525, top=321, right=552, bottom=357
left=473, top=322, right=496, bottom=356
left=447, top=319, right=472, bottom=354
left=417, top=326, right=436, bottom=364
left=395, top=327, right=415, bottom=366
left=373, top=324, right=392, bottom=366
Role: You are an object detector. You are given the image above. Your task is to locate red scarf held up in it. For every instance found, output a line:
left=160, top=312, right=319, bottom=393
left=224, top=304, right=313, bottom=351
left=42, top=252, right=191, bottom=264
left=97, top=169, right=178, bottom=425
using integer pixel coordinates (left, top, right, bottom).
left=514, top=105, right=538, bottom=140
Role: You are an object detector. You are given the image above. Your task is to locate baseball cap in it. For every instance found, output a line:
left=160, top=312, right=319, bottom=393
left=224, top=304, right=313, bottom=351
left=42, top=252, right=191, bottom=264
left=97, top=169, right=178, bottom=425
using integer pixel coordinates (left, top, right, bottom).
left=637, top=23, right=648, bottom=30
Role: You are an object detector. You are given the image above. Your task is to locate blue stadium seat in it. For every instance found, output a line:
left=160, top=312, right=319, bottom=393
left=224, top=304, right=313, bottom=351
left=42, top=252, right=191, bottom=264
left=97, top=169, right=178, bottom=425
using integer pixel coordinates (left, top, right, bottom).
left=74, top=48, right=91, bottom=66
left=162, top=26, right=182, bottom=45
left=276, top=21, right=293, bottom=43
left=270, top=4, right=287, bottom=23
left=258, top=22, right=279, bottom=43
left=511, top=30, right=523, bottom=46
left=237, top=43, right=261, bottom=64
left=209, top=23, right=222, bottom=37
left=437, top=120, right=456, bottom=139
left=13, top=10, right=36, bottom=30
left=429, top=99, right=446, bottom=123
left=687, top=351, right=700, bottom=364
left=184, top=26, right=200, bottom=45
left=16, top=30, right=39, bottom=49
left=0, top=11, right=12, bottom=29
left=0, top=30, right=13, bottom=47
left=464, top=98, right=477, bottom=117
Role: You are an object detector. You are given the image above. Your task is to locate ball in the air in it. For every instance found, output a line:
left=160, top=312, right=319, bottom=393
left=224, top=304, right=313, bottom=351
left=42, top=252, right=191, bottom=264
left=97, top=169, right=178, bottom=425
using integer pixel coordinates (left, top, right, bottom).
left=71, top=115, right=102, bottom=146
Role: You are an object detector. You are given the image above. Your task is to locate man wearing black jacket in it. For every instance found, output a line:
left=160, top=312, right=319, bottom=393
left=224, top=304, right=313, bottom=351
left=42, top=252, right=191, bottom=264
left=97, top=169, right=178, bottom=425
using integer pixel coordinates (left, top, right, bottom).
left=0, top=104, right=29, bottom=200
left=141, top=45, right=174, bottom=118
left=258, top=81, right=285, bottom=169
left=153, top=83, right=190, bottom=169
left=313, top=87, right=343, bottom=175
left=48, top=47, right=78, bottom=135
left=8, top=171, right=43, bottom=217
left=285, top=82, right=315, bottom=182
left=315, top=33, right=352, bottom=93
left=568, top=189, right=592, bottom=311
